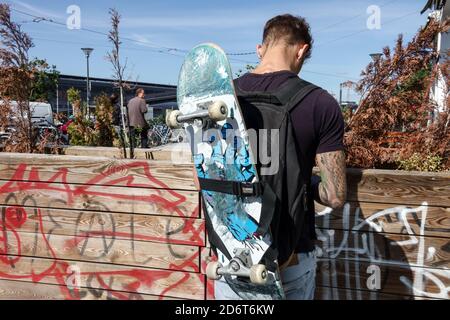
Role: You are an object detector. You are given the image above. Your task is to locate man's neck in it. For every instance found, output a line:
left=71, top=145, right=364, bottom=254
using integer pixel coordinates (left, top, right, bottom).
left=253, top=63, right=293, bottom=75
left=253, top=46, right=301, bottom=75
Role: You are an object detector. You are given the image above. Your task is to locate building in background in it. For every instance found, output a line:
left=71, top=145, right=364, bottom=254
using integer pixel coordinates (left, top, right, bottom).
left=51, top=74, right=177, bottom=119
left=421, top=0, right=449, bottom=115
left=339, top=81, right=359, bottom=112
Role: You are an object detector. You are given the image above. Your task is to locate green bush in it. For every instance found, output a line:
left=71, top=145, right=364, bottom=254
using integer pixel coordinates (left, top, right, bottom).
left=148, top=114, right=165, bottom=127
left=397, top=153, right=444, bottom=172
left=93, top=93, right=114, bottom=147
left=66, top=88, right=96, bottom=146
left=67, top=118, right=95, bottom=146
left=66, top=89, right=116, bottom=147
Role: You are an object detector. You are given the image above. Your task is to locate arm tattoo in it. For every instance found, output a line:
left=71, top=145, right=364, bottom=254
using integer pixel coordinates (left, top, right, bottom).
left=315, top=150, right=347, bottom=209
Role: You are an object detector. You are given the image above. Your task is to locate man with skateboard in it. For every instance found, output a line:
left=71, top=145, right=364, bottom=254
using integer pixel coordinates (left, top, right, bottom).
left=216, top=14, right=347, bottom=300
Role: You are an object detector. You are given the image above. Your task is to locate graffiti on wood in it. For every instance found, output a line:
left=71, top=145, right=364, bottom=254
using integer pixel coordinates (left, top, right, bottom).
left=0, top=162, right=205, bottom=300
left=316, top=202, right=450, bottom=300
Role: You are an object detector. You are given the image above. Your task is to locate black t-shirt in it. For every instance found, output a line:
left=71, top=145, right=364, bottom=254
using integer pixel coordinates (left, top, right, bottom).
left=235, top=70, right=345, bottom=253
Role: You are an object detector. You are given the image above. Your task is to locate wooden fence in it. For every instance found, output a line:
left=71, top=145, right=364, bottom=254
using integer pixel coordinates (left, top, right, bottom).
left=0, top=152, right=448, bottom=300
left=314, top=168, right=450, bottom=300
left=0, top=152, right=205, bottom=300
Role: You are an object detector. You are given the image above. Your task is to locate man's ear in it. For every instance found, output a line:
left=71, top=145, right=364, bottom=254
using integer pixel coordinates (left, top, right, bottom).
left=297, top=43, right=310, bottom=61
left=256, top=44, right=264, bottom=60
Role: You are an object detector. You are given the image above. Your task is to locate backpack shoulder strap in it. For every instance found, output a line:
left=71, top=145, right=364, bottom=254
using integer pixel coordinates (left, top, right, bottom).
left=275, top=77, right=321, bottom=112
left=235, top=77, right=320, bottom=110
left=235, top=83, right=283, bottom=106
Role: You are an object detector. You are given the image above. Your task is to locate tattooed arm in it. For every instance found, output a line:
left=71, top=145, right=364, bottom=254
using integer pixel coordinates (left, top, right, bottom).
left=313, top=150, right=347, bottom=209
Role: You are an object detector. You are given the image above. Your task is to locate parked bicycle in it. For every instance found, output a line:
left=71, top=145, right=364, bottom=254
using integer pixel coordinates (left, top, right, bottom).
left=33, top=118, right=69, bottom=148
left=147, top=124, right=186, bottom=147
left=0, top=124, right=16, bottom=150
left=148, top=124, right=170, bottom=147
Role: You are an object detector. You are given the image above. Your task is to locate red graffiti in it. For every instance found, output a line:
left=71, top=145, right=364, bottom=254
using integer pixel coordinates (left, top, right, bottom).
left=4, top=206, right=27, bottom=228
left=0, top=162, right=207, bottom=300
left=0, top=162, right=188, bottom=212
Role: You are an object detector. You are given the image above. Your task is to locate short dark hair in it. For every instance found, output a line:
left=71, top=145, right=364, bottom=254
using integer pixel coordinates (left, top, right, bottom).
left=136, top=88, right=145, bottom=96
left=263, top=14, right=313, bottom=60
left=110, top=93, right=119, bottom=104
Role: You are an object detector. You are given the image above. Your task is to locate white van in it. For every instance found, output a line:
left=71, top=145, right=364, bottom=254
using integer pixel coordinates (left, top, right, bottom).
left=30, top=102, right=54, bottom=125
left=0, top=100, right=53, bottom=125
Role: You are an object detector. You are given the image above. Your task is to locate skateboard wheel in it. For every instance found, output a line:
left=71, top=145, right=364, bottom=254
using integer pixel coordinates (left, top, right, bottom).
left=250, top=264, right=268, bottom=285
left=208, top=101, right=228, bottom=122
left=166, top=110, right=182, bottom=128
left=206, top=261, right=222, bottom=280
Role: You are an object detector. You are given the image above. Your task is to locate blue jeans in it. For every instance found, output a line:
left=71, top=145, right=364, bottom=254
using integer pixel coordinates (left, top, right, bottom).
left=214, top=250, right=317, bottom=300
left=281, top=251, right=317, bottom=300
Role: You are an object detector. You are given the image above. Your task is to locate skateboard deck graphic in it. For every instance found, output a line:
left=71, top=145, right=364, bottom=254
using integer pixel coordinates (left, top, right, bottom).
left=174, top=43, right=284, bottom=300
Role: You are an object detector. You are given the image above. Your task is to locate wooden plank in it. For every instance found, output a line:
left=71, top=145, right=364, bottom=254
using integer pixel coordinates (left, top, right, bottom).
left=313, top=168, right=450, bottom=207
left=316, top=229, right=450, bottom=270
left=0, top=153, right=196, bottom=191
left=316, top=260, right=449, bottom=299
left=0, top=206, right=205, bottom=247
left=315, top=202, right=450, bottom=239
left=0, top=255, right=205, bottom=300
left=0, top=279, right=182, bottom=300
left=64, top=144, right=193, bottom=163
left=0, top=181, right=200, bottom=218
left=64, top=146, right=128, bottom=159
left=143, top=144, right=192, bottom=162
left=345, top=169, right=450, bottom=207
left=1, top=230, right=200, bottom=272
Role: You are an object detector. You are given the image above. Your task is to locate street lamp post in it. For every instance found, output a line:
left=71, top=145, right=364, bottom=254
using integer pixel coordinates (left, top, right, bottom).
left=370, top=53, right=383, bottom=62
left=56, top=82, right=59, bottom=114
left=81, top=48, right=94, bottom=118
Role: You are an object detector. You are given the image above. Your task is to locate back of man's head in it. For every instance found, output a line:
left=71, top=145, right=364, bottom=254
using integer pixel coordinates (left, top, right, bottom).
left=263, top=14, right=313, bottom=60
left=136, top=88, right=145, bottom=97
left=110, top=93, right=119, bottom=103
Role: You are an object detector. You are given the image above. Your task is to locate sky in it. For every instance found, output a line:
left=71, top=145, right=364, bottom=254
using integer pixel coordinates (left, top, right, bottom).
left=5, top=0, right=432, bottom=101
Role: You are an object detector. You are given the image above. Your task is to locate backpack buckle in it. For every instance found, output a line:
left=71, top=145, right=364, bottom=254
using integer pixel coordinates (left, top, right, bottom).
left=236, top=182, right=262, bottom=197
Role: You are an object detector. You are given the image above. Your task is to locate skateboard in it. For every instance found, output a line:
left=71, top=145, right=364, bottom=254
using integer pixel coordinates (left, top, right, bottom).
left=167, top=43, right=285, bottom=300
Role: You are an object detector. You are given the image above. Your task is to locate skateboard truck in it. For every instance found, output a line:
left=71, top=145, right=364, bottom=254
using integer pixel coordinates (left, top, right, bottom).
left=206, top=249, right=268, bottom=285
left=166, top=101, right=228, bottom=128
